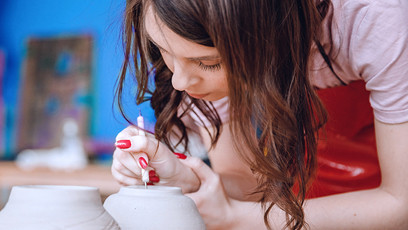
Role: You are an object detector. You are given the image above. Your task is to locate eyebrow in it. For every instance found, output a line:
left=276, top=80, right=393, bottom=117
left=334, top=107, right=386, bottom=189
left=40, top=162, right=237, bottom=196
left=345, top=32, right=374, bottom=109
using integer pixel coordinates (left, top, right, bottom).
left=147, top=36, right=221, bottom=61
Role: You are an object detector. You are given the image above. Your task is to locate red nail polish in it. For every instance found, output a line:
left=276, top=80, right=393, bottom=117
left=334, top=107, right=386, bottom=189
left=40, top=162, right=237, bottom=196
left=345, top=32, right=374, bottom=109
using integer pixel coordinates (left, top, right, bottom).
left=173, top=152, right=187, bottom=159
left=138, top=157, right=148, bottom=169
left=147, top=182, right=154, bottom=185
left=149, top=170, right=156, bottom=177
left=115, top=140, right=131, bottom=149
left=150, top=176, right=160, bottom=183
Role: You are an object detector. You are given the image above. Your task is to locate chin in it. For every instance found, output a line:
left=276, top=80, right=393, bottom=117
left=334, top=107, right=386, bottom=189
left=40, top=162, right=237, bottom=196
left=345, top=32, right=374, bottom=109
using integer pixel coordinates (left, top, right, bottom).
left=201, top=94, right=227, bottom=102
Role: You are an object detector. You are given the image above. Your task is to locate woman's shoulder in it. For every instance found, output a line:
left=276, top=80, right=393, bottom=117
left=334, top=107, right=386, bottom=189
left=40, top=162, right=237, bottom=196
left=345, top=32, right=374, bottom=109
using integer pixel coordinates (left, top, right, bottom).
left=309, top=0, right=377, bottom=88
left=333, top=0, right=405, bottom=12
left=333, top=0, right=408, bottom=81
left=319, top=0, right=408, bottom=83
left=332, top=0, right=408, bottom=30
left=311, top=0, right=408, bottom=124
left=335, top=0, right=408, bottom=124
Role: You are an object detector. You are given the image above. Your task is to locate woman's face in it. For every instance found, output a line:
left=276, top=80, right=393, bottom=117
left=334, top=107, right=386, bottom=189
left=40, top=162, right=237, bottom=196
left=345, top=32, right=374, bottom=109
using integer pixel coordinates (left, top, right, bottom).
left=145, top=6, right=228, bottom=101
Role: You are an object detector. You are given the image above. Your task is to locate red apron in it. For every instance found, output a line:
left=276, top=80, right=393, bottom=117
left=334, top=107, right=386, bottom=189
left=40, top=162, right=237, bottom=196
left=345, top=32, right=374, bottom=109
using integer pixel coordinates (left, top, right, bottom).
left=307, top=80, right=381, bottom=198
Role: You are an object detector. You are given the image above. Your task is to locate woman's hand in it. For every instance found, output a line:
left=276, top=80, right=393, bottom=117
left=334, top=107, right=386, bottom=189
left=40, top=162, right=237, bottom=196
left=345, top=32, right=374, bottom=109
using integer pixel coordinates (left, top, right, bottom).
left=180, top=156, right=239, bottom=230
left=111, top=125, right=200, bottom=193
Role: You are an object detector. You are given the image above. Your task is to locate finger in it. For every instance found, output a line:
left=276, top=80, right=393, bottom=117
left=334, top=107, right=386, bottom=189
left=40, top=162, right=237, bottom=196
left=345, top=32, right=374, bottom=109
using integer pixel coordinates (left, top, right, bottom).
left=116, top=135, right=163, bottom=161
left=179, top=156, right=215, bottom=184
left=112, top=156, right=155, bottom=184
left=181, top=157, right=226, bottom=212
left=149, top=175, right=160, bottom=183
left=111, top=167, right=140, bottom=185
left=132, top=152, right=149, bottom=170
left=149, top=170, right=157, bottom=177
left=111, top=158, right=137, bottom=177
left=113, top=149, right=148, bottom=174
left=122, top=151, right=152, bottom=184
left=115, top=125, right=140, bottom=141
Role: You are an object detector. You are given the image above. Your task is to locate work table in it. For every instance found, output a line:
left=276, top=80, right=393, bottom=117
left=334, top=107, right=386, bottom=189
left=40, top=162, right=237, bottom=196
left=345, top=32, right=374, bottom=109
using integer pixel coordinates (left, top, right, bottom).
left=0, top=161, right=120, bottom=209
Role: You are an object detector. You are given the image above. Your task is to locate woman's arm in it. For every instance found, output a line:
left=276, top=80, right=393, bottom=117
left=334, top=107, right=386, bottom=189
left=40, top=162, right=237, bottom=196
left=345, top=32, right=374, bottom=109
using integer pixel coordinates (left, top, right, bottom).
left=199, top=123, right=260, bottom=201
left=302, top=119, right=408, bottom=229
left=191, top=119, right=408, bottom=229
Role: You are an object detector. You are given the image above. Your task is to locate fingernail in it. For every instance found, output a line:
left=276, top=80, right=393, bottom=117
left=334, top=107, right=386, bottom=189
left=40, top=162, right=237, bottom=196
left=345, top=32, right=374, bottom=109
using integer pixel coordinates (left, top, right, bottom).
left=149, top=170, right=156, bottom=177
left=138, top=157, right=148, bottom=169
left=150, top=175, right=160, bottom=183
left=173, top=152, right=187, bottom=159
left=115, top=140, right=131, bottom=149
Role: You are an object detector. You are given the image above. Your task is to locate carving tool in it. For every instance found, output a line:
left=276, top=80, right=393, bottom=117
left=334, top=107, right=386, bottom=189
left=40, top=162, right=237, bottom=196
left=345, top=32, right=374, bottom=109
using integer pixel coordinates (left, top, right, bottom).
left=137, top=110, right=149, bottom=189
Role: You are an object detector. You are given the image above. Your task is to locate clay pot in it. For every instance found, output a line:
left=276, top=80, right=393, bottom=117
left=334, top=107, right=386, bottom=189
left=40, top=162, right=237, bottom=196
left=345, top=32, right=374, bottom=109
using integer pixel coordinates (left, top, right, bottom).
left=0, top=185, right=119, bottom=230
left=104, top=185, right=206, bottom=230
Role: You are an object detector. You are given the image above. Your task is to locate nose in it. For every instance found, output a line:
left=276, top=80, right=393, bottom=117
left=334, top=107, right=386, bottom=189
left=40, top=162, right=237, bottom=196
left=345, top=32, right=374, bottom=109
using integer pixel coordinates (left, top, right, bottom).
left=171, top=63, right=197, bottom=91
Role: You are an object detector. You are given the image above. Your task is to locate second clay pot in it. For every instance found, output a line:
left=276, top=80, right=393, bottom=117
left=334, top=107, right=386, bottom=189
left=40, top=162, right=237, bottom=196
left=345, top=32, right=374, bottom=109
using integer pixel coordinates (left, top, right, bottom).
left=104, top=185, right=206, bottom=230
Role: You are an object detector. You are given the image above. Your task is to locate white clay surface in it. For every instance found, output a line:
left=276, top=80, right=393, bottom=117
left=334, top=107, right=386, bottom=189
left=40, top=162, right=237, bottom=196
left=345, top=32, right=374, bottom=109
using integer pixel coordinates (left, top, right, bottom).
left=104, top=185, right=206, bottom=230
left=0, top=185, right=119, bottom=230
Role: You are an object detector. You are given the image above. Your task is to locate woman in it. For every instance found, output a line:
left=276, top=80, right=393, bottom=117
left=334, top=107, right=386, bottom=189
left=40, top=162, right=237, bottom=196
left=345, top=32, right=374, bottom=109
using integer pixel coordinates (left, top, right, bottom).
left=112, top=0, right=408, bottom=229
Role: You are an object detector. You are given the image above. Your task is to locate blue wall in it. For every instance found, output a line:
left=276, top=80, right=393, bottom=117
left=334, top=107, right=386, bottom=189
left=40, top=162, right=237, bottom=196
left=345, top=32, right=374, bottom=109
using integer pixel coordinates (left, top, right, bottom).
left=0, top=0, right=155, bottom=158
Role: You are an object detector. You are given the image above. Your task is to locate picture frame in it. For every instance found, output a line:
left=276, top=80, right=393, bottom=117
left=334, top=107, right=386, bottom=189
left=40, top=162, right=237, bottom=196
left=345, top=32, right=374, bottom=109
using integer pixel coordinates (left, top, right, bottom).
left=17, top=36, right=93, bottom=151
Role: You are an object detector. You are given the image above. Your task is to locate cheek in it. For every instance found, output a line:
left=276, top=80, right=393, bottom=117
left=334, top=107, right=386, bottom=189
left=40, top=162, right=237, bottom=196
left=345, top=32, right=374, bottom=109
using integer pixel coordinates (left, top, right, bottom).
left=161, top=54, right=174, bottom=72
left=217, top=69, right=228, bottom=86
left=208, top=71, right=228, bottom=91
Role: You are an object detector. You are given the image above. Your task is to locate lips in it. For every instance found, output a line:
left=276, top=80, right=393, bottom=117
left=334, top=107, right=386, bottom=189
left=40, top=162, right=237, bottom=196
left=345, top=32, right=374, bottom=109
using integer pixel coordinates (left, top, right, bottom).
left=186, top=92, right=208, bottom=99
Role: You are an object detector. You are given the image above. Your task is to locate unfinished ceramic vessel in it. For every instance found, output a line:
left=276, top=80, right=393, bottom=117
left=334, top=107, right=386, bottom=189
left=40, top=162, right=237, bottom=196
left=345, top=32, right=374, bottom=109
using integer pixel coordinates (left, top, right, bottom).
left=104, top=185, right=205, bottom=230
left=0, top=185, right=119, bottom=230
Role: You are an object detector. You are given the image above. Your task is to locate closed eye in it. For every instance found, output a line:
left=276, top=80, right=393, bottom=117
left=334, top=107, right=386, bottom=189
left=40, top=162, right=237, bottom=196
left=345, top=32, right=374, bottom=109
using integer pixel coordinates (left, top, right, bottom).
left=198, top=62, right=221, bottom=71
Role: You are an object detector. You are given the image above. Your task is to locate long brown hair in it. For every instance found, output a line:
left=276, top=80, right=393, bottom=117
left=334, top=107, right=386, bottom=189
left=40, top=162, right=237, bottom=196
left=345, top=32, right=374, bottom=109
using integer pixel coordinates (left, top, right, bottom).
left=117, top=0, right=329, bottom=229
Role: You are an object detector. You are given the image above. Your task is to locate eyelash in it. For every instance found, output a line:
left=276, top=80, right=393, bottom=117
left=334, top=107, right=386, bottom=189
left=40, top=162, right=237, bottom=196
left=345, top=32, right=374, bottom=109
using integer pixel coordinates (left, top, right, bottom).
left=198, top=62, right=221, bottom=71
left=157, top=47, right=221, bottom=71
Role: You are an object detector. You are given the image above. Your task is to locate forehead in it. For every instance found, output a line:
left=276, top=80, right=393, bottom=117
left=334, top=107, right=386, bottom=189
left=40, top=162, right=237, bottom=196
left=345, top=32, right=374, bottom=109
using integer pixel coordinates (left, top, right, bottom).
left=144, top=5, right=218, bottom=57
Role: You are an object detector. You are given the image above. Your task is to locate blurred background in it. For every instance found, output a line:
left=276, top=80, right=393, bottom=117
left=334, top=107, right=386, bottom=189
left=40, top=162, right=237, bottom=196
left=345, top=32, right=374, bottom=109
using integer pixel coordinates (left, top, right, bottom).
left=0, top=0, right=156, bottom=206
left=0, top=0, right=156, bottom=161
